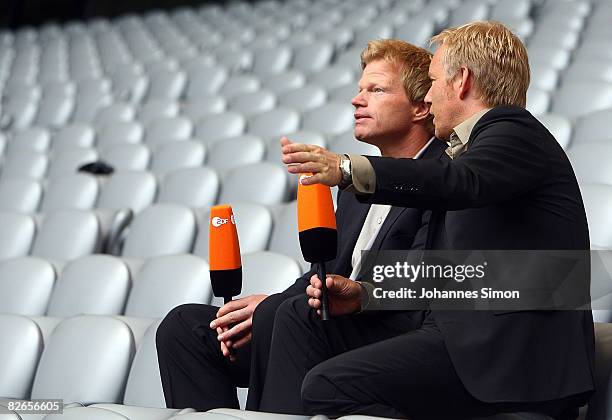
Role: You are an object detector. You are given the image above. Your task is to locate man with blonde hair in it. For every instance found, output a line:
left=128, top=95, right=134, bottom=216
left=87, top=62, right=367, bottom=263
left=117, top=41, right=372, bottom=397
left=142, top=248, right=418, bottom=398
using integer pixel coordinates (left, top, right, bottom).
left=279, top=21, right=594, bottom=418
left=156, top=39, right=447, bottom=413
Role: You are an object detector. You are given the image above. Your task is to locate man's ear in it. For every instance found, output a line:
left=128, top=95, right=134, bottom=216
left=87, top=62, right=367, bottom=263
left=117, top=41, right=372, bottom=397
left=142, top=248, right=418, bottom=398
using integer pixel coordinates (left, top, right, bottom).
left=456, top=66, right=472, bottom=100
left=412, top=101, right=431, bottom=123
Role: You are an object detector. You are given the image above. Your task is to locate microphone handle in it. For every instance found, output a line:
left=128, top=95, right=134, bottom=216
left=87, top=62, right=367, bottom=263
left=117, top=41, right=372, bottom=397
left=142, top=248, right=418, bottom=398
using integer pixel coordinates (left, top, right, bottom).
left=318, top=262, right=330, bottom=321
left=222, top=296, right=236, bottom=356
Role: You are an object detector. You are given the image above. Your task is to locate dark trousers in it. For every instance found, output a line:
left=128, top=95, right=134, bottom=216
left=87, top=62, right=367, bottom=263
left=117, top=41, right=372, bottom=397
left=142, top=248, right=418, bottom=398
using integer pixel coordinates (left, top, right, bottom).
left=155, top=293, right=290, bottom=411
left=258, top=295, right=582, bottom=420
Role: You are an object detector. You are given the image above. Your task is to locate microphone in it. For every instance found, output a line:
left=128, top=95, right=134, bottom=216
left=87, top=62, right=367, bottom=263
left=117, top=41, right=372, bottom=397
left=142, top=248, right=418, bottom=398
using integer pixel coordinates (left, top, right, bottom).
left=209, top=204, right=242, bottom=304
left=297, top=174, right=337, bottom=320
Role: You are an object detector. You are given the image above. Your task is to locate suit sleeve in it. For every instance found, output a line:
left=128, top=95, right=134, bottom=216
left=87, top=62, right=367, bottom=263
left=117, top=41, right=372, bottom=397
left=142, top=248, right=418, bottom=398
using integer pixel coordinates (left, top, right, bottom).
left=358, top=119, right=549, bottom=210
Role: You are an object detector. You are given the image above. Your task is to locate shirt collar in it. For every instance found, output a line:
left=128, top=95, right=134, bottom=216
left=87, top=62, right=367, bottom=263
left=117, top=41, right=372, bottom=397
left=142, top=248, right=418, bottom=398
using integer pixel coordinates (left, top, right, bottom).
left=451, top=108, right=491, bottom=146
left=413, top=137, right=435, bottom=159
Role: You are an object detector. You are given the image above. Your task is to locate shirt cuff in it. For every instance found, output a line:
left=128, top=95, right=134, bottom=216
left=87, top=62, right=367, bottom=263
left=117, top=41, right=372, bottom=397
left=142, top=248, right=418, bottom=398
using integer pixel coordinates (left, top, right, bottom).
left=343, top=154, right=376, bottom=194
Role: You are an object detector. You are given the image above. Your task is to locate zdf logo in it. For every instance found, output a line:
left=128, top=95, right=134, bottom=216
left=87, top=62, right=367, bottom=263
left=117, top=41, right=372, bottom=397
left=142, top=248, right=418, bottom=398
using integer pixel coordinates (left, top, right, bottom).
left=211, top=214, right=236, bottom=228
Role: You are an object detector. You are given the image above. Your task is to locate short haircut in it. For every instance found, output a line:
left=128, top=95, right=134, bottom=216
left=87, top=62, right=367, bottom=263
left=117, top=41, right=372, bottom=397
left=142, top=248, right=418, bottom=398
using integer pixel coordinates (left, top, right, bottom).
left=430, top=21, right=530, bottom=108
left=361, top=39, right=434, bottom=132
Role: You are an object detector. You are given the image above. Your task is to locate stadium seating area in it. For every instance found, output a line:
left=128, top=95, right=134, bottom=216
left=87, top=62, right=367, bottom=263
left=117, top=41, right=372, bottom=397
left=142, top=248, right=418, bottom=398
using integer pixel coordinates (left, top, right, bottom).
left=1, top=0, right=612, bottom=418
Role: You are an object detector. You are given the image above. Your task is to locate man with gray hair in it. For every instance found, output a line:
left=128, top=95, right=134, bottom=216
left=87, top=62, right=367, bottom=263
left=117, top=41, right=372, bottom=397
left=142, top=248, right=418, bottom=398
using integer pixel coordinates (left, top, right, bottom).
left=276, top=21, right=594, bottom=419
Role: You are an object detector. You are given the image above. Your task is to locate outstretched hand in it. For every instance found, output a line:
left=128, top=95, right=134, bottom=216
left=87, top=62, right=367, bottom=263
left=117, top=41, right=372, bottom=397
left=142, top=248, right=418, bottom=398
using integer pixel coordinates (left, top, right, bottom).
left=280, top=137, right=342, bottom=187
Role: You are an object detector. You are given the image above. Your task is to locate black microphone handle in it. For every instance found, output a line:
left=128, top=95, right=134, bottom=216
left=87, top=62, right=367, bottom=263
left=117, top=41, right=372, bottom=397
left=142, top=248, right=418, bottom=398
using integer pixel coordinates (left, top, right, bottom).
left=318, top=262, right=330, bottom=321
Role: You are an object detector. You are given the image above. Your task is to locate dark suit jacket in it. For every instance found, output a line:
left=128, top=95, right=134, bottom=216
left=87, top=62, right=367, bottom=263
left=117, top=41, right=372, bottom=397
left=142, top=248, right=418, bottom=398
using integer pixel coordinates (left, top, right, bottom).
left=282, top=138, right=448, bottom=296
left=358, top=106, right=595, bottom=403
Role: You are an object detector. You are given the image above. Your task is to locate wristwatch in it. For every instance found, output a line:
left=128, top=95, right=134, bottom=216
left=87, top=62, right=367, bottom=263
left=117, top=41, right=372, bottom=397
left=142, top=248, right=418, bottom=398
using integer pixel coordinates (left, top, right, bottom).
left=338, top=153, right=353, bottom=189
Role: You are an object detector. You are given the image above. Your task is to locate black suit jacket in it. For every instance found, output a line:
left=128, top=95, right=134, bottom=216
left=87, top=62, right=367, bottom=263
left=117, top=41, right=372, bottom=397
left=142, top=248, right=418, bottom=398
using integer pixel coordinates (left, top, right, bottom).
left=282, top=138, right=448, bottom=296
left=358, top=106, right=595, bottom=403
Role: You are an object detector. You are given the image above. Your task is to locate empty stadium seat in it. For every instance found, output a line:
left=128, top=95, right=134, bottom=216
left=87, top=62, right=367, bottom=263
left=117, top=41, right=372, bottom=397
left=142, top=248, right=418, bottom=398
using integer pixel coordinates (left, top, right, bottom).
left=97, top=170, right=157, bottom=213
left=97, top=121, right=145, bottom=147
left=219, top=163, right=289, bottom=205
left=292, top=41, right=334, bottom=74
left=552, top=82, right=612, bottom=119
left=208, top=135, right=266, bottom=174
left=150, top=140, right=206, bottom=175
left=195, top=111, right=246, bottom=145
left=157, top=167, right=220, bottom=208
left=269, top=200, right=309, bottom=271
left=101, top=143, right=151, bottom=171
left=536, top=114, right=572, bottom=150
left=229, top=90, right=277, bottom=117
left=123, top=254, right=212, bottom=318
left=0, top=177, right=42, bottom=213
left=46, top=255, right=131, bottom=317
left=303, top=102, right=355, bottom=137
left=51, top=123, right=95, bottom=149
left=261, top=70, right=306, bottom=95
left=8, top=127, right=51, bottom=154
left=30, top=315, right=135, bottom=405
left=121, top=203, right=196, bottom=259
left=0, top=212, right=36, bottom=260
left=1, top=150, right=49, bottom=180
left=39, top=173, right=99, bottom=212
left=31, top=209, right=101, bottom=261
left=329, top=130, right=381, bottom=156
left=138, top=99, right=180, bottom=124
left=0, top=314, right=43, bottom=399
left=572, top=108, right=612, bottom=144
left=46, top=146, right=98, bottom=179
left=0, top=256, right=55, bottom=316
left=248, top=108, right=300, bottom=141
left=567, top=143, right=612, bottom=185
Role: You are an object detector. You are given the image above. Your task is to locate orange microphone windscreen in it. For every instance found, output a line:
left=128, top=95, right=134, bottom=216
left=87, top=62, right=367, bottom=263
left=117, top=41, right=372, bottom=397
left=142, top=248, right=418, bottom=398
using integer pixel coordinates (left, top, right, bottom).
left=297, top=174, right=338, bottom=263
left=209, top=205, right=241, bottom=270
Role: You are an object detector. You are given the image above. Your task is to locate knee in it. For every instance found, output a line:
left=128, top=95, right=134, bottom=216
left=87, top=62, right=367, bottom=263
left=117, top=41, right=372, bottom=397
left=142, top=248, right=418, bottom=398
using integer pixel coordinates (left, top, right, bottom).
left=301, top=364, right=340, bottom=414
left=274, top=294, right=311, bottom=327
left=252, top=294, right=284, bottom=332
left=156, top=303, right=217, bottom=350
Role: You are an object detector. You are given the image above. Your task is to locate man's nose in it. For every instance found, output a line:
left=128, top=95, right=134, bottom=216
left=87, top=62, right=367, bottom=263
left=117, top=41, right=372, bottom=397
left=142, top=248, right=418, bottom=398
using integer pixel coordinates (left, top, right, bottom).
left=424, top=87, right=433, bottom=105
left=352, top=91, right=366, bottom=107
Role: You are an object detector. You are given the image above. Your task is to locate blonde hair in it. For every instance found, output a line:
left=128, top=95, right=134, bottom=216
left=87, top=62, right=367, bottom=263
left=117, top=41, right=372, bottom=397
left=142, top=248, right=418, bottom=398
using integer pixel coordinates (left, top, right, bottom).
left=361, top=39, right=434, bottom=132
left=430, top=21, right=530, bottom=108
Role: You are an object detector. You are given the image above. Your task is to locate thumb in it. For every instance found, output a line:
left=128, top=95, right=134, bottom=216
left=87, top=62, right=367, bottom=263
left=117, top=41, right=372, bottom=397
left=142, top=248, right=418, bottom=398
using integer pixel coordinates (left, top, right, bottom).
left=326, top=275, right=344, bottom=291
left=280, top=136, right=292, bottom=147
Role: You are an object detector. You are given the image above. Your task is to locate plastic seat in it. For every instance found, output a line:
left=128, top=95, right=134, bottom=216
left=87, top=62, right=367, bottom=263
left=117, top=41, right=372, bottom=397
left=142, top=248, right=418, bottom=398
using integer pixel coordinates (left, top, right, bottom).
left=567, top=143, right=612, bottom=185
left=91, top=322, right=197, bottom=419
left=261, top=70, right=306, bottom=95
left=0, top=314, right=43, bottom=399
left=303, top=102, right=355, bottom=137
left=448, top=0, right=489, bottom=26
left=528, top=46, right=570, bottom=71
left=236, top=251, right=302, bottom=297
left=71, top=91, right=113, bottom=124
left=563, top=59, right=612, bottom=84
left=146, top=69, right=187, bottom=100
left=46, top=255, right=131, bottom=317
left=229, top=90, right=277, bottom=117
left=121, top=203, right=196, bottom=259
left=252, top=45, right=292, bottom=76
left=278, top=85, right=327, bottom=112
left=144, top=116, right=194, bottom=145
left=573, top=109, right=612, bottom=145
left=124, top=254, right=211, bottom=318
left=352, top=23, right=394, bottom=52
left=248, top=108, right=300, bottom=141
left=181, top=95, right=227, bottom=120
left=219, top=75, right=260, bottom=100
left=291, top=41, right=334, bottom=74
left=0, top=177, right=42, bottom=213
left=266, top=130, right=327, bottom=165
left=269, top=201, right=309, bottom=271
left=40, top=173, right=99, bottom=212
left=552, top=82, right=612, bottom=119
left=157, top=167, right=220, bottom=208
left=536, top=114, right=572, bottom=150
left=97, top=170, right=157, bottom=213
left=394, top=18, right=435, bottom=48
left=34, top=93, right=75, bottom=128
left=0, top=212, right=36, bottom=260
left=208, top=135, right=265, bottom=174
left=31, top=209, right=101, bottom=261
left=195, top=111, right=246, bottom=146
left=30, top=315, right=135, bottom=405
left=46, top=147, right=98, bottom=179
left=530, top=64, right=559, bottom=92
left=94, top=102, right=136, bottom=127
left=1, top=151, right=48, bottom=180
left=526, top=87, right=550, bottom=116
left=580, top=183, right=612, bottom=249
left=138, top=99, right=180, bottom=124
left=150, top=140, right=207, bottom=176
left=0, top=256, right=55, bottom=316
left=97, top=121, right=145, bottom=147
left=101, top=143, right=151, bottom=171
left=8, top=127, right=51, bottom=154
left=193, top=202, right=273, bottom=258
left=184, top=66, right=228, bottom=98
left=309, top=66, right=355, bottom=91
left=219, top=163, right=289, bottom=205
left=51, top=124, right=95, bottom=149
